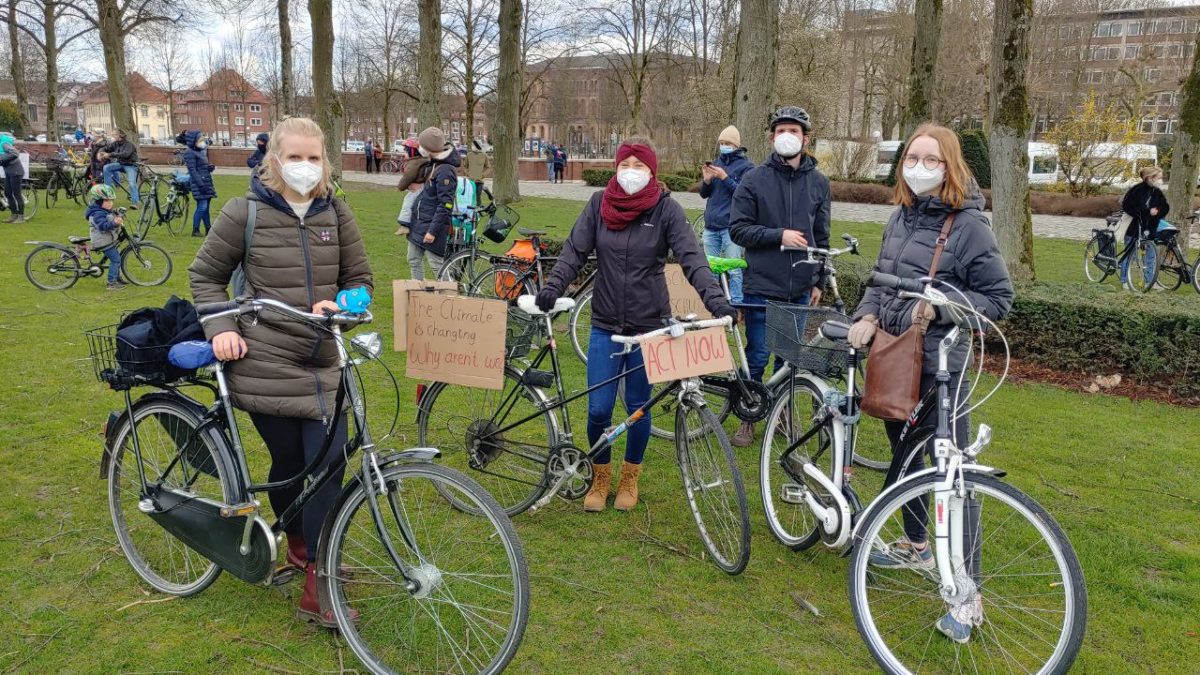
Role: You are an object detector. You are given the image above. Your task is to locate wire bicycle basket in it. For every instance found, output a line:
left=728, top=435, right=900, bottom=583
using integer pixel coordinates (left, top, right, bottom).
left=85, top=324, right=181, bottom=390
left=505, top=307, right=538, bottom=359
left=765, top=303, right=853, bottom=379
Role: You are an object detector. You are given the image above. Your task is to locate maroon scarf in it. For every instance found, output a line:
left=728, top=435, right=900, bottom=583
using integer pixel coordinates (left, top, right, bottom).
left=601, top=142, right=661, bottom=231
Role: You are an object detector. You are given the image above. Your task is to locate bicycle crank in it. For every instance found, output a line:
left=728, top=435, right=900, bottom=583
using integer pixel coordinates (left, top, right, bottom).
left=528, top=445, right=594, bottom=513
left=782, top=452, right=852, bottom=548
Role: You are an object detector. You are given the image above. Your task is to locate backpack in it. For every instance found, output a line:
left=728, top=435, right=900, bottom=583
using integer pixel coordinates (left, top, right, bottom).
left=230, top=200, right=257, bottom=297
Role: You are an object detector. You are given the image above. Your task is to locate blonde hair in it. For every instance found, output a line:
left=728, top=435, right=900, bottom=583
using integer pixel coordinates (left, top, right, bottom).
left=258, top=117, right=334, bottom=199
left=892, top=123, right=973, bottom=209
left=1141, top=166, right=1163, bottom=181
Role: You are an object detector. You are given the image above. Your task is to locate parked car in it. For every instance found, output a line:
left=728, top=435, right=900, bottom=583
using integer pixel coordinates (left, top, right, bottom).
left=345, top=140, right=365, bottom=153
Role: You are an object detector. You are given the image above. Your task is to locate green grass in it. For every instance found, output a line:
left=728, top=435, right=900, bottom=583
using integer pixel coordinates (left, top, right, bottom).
left=1, top=175, right=1197, bottom=673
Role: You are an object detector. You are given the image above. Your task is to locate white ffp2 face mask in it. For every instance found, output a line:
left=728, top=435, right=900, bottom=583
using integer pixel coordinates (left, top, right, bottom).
left=277, top=157, right=323, bottom=196
left=616, top=168, right=651, bottom=195
left=773, top=132, right=804, bottom=158
left=903, top=165, right=946, bottom=195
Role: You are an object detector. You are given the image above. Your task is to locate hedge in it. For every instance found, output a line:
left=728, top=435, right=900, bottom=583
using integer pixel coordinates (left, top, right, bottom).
left=583, top=168, right=615, bottom=187
left=959, top=129, right=991, bottom=189
left=581, top=168, right=697, bottom=193
left=827, top=180, right=1127, bottom=218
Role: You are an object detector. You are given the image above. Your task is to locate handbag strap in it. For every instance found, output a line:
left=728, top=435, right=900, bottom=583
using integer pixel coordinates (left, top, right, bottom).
left=915, top=213, right=957, bottom=330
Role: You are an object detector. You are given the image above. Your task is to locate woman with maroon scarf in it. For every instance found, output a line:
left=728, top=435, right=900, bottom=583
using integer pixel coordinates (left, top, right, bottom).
left=536, top=139, right=737, bottom=513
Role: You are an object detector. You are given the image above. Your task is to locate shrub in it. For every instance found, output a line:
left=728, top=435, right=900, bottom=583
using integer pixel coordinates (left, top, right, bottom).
left=538, top=236, right=595, bottom=288
left=582, top=169, right=615, bottom=187
left=883, top=140, right=907, bottom=187
left=959, top=129, right=991, bottom=189
left=661, top=173, right=697, bottom=193
left=830, top=181, right=894, bottom=205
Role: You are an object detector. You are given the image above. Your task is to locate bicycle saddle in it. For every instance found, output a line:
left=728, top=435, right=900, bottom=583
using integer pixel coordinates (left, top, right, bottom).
left=818, top=320, right=851, bottom=342
left=516, top=294, right=575, bottom=316
left=517, top=228, right=547, bottom=237
left=69, top=235, right=90, bottom=244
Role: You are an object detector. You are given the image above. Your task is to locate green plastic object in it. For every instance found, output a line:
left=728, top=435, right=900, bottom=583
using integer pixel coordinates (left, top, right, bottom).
left=707, top=255, right=747, bottom=275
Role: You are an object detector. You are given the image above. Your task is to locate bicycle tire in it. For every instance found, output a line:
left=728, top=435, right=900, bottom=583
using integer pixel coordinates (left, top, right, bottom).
left=1082, top=234, right=1112, bottom=283
left=1192, top=256, right=1200, bottom=294
left=415, top=366, right=556, bottom=516
left=1154, top=242, right=1184, bottom=291
left=569, top=288, right=593, bottom=364
left=848, top=471, right=1086, bottom=675
left=691, top=211, right=706, bottom=239
left=438, top=248, right=489, bottom=291
left=107, top=396, right=235, bottom=596
left=759, top=377, right=832, bottom=551
left=1129, top=239, right=1159, bottom=292
left=121, top=241, right=173, bottom=286
left=45, top=173, right=60, bottom=209
left=467, top=261, right=538, bottom=303
left=675, top=399, right=751, bottom=574
left=324, top=461, right=529, bottom=675
left=25, top=244, right=81, bottom=290
left=22, top=184, right=38, bottom=218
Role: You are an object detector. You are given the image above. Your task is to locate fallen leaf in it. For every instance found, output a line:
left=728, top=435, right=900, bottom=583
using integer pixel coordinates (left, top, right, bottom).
left=1085, top=383, right=1100, bottom=393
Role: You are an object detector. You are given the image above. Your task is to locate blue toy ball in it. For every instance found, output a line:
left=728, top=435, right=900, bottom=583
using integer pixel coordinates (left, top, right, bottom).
left=337, top=287, right=372, bottom=314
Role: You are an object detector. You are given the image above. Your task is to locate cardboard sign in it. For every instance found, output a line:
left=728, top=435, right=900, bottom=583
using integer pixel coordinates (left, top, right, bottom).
left=665, top=264, right=712, bottom=320
left=406, top=292, right=508, bottom=390
left=393, top=279, right=457, bottom=351
left=641, top=326, right=734, bottom=385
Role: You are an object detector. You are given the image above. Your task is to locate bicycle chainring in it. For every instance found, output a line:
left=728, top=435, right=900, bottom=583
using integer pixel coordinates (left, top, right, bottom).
left=730, top=380, right=771, bottom=423
left=546, top=444, right=593, bottom=500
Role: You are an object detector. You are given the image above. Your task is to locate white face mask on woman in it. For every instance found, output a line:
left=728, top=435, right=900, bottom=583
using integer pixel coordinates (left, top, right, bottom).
left=903, top=165, right=946, bottom=195
left=277, top=157, right=323, bottom=196
left=616, top=168, right=651, bottom=195
left=773, top=132, right=804, bottom=158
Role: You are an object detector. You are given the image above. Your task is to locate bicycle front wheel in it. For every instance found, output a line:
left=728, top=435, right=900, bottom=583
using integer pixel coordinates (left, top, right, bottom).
left=326, top=462, right=529, bottom=675
left=569, top=288, right=593, bottom=364
left=1130, top=239, right=1159, bottom=292
left=22, top=184, right=38, bottom=218
left=1192, top=256, right=1200, bottom=294
left=676, top=398, right=751, bottom=574
left=1155, top=242, right=1184, bottom=291
left=468, top=261, right=537, bottom=303
left=759, top=377, right=830, bottom=551
left=45, top=173, right=60, bottom=208
left=849, top=471, right=1086, bottom=675
left=121, top=242, right=173, bottom=286
left=25, top=244, right=81, bottom=290
left=438, top=248, right=487, bottom=291
left=1083, top=234, right=1112, bottom=283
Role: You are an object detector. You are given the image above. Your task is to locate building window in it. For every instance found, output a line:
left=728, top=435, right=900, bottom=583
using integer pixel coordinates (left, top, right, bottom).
left=157, top=125, right=165, bottom=138
left=140, top=105, right=149, bottom=116
left=156, top=106, right=165, bottom=116
left=250, top=104, right=261, bottom=113
left=217, top=115, right=228, bottom=125
left=1128, top=21, right=1141, bottom=36
left=235, top=116, right=244, bottom=125
left=234, top=103, right=244, bottom=111
left=217, top=103, right=228, bottom=111
left=1125, top=45, right=1140, bottom=60
left=250, top=118, right=261, bottom=126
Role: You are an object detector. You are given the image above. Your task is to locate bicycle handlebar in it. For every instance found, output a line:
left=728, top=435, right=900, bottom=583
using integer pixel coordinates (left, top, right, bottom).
left=866, top=271, right=927, bottom=293
left=197, top=297, right=372, bottom=329
left=610, top=316, right=733, bottom=347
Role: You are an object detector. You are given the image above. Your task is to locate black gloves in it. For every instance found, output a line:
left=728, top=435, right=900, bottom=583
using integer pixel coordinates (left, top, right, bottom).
left=714, top=304, right=739, bottom=325
left=536, top=288, right=559, bottom=313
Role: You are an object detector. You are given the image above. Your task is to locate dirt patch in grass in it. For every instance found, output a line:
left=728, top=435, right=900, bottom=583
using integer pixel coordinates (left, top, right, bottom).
left=986, top=356, right=1200, bottom=407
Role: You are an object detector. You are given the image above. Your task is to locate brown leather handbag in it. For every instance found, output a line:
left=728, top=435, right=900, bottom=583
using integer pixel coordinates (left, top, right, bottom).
left=861, top=214, right=956, bottom=421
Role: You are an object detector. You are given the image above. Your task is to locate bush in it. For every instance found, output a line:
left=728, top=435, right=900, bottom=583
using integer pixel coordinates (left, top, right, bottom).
left=538, top=236, right=595, bottom=288
left=883, top=140, right=906, bottom=187
left=661, top=173, right=697, bottom=193
left=959, top=129, right=991, bottom=189
left=582, top=169, right=615, bottom=187
left=830, top=181, right=894, bottom=205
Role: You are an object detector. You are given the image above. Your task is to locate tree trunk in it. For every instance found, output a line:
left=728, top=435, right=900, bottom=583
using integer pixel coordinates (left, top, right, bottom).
left=309, top=0, right=343, bottom=175
left=418, top=0, right=442, bottom=130
left=44, top=0, right=59, bottom=141
left=901, top=0, right=943, bottom=137
left=7, top=0, right=30, bottom=134
left=97, top=0, right=135, bottom=146
left=493, top=0, right=521, bottom=204
left=988, top=0, right=1035, bottom=282
left=278, top=0, right=295, bottom=116
left=731, top=0, right=777, bottom=162
left=1167, top=33, right=1200, bottom=255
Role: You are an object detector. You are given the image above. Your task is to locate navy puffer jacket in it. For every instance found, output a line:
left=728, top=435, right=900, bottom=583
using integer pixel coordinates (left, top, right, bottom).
left=698, top=148, right=754, bottom=230
left=181, top=131, right=216, bottom=200
left=408, top=147, right=462, bottom=257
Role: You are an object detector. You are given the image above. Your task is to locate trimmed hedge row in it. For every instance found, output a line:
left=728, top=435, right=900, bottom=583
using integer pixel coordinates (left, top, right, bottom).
left=581, top=168, right=698, bottom=193
left=827, top=181, right=1128, bottom=218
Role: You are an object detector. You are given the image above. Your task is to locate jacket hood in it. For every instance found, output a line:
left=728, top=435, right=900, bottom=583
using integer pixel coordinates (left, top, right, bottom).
left=249, top=173, right=333, bottom=218
left=255, top=132, right=269, bottom=148
left=181, top=130, right=203, bottom=150
left=432, top=144, right=462, bottom=166
left=85, top=203, right=111, bottom=220
left=715, top=148, right=749, bottom=165
left=908, top=187, right=986, bottom=220
left=767, top=152, right=818, bottom=174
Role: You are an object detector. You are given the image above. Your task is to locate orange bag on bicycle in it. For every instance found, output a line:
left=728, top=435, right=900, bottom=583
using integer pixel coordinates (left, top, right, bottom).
left=494, top=239, right=538, bottom=300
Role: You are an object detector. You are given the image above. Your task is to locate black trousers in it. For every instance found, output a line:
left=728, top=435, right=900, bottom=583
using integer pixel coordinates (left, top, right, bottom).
left=4, top=173, right=23, bottom=215
left=250, top=412, right=349, bottom=561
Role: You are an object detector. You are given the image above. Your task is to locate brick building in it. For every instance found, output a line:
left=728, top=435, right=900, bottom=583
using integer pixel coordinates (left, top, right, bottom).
left=174, top=69, right=272, bottom=147
left=80, top=73, right=173, bottom=141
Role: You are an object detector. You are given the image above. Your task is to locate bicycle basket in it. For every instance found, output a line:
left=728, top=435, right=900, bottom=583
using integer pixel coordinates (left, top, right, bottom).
left=765, top=303, right=852, bottom=378
left=506, top=307, right=538, bottom=359
left=483, top=205, right=520, bottom=243
left=85, top=323, right=177, bottom=389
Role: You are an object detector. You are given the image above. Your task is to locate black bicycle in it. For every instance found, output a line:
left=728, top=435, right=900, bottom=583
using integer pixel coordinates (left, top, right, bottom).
left=1084, top=211, right=1159, bottom=292
left=43, top=157, right=90, bottom=208
left=92, top=297, right=529, bottom=674
left=24, top=218, right=172, bottom=289
left=135, top=167, right=192, bottom=237
left=0, top=178, right=39, bottom=219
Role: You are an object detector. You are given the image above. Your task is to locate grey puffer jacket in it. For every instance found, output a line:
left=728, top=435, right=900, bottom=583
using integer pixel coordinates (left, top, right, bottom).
left=188, top=177, right=374, bottom=420
left=853, top=191, right=1013, bottom=374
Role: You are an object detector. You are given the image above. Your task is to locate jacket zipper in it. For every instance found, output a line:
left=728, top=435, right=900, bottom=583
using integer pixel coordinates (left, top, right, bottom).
left=296, top=216, right=329, bottom=422
left=787, top=174, right=796, bottom=300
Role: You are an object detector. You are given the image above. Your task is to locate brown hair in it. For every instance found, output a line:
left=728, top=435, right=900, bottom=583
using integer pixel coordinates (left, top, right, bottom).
left=258, top=117, right=334, bottom=199
left=892, top=123, right=974, bottom=209
left=1141, top=165, right=1163, bottom=181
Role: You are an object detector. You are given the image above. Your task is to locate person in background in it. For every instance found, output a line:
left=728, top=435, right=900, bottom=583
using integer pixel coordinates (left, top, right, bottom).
left=372, top=139, right=384, bottom=172
left=699, top=125, right=754, bottom=304
left=553, top=144, right=568, bottom=183
left=364, top=138, right=376, bottom=174
left=189, top=116, right=372, bottom=628
left=847, top=122, right=1012, bottom=645
left=179, top=130, right=217, bottom=237
left=406, top=127, right=461, bottom=279
left=0, top=133, right=26, bottom=223
left=74, top=127, right=85, bottom=144
left=1119, top=165, right=1169, bottom=288
left=85, top=183, right=125, bottom=290
left=100, top=129, right=141, bottom=208
left=729, top=106, right=830, bottom=447
left=394, top=153, right=431, bottom=236
left=535, top=138, right=737, bottom=513
left=86, top=132, right=107, bottom=181
left=247, top=132, right=269, bottom=170
left=544, top=141, right=556, bottom=182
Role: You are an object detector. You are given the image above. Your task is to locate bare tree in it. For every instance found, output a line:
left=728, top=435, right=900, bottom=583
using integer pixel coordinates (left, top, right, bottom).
left=518, top=0, right=576, bottom=134
left=418, top=0, right=442, bottom=129
left=139, top=24, right=192, bottom=136
left=901, top=0, right=943, bottom=135
left=278, top=0, right=295, bottom=115
left=732, top=0, right=777, bottom=160
left=989, top=0, right=1036, bottom=282
left=494, top=0, right=520, bottom=203
left=589, top=0, right=682, bottom=134
left=2, top=0, right=92, bottom=139
left=309, top=0, right=343, bottom=173
left=1167, top=33, right=1200, bottom=254
left=5, top=0, right=31, bottom=133
left=353, top=0, right=418, bottom=147
left=445, top=0, right=499, bottom=144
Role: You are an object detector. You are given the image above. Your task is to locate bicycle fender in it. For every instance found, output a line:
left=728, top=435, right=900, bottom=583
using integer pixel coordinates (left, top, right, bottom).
left=24, top=240, right=68, bottom=247
left=849, top=463, right=1005, bottom=542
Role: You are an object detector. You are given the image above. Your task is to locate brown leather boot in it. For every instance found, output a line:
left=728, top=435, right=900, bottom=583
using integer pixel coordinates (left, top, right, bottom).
left=297, top=563, right=359, bottom=628
left=583, top=463, right=612, bottom=512
left=285, top=534, right=307, bottom=569
left=614, top=462, right=642, bottom=511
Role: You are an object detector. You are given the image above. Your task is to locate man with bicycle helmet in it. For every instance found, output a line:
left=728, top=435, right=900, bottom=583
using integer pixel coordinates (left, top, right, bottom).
left=729, top=105, right=831, bottom=447
left=86, top=183, right=126, bottom=290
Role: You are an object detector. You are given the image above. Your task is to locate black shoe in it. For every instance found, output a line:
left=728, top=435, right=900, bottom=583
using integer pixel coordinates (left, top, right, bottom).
left=128, top=204, right=139, bottom=210
left=106, top=280, right=127, bottom=291
left=192, top=231, right=203, bottom=237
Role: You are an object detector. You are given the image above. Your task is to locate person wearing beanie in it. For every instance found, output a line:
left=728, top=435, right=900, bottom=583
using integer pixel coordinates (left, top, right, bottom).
left=699, top=125, right=754, bottom=304
left=535, top=138, right=737, bottom=513
left=407, top=127, right=461, bottom=278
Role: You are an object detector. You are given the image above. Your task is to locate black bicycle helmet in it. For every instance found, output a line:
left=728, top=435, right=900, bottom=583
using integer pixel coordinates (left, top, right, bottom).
left=768, top=106, right=812, bottom=132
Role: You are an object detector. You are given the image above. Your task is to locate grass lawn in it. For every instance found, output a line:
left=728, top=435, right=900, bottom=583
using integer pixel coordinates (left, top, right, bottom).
left=1, top=175, right=1197, bottom=673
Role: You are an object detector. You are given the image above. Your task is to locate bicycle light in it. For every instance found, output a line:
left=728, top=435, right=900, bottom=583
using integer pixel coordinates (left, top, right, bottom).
left=351, top=332, right=382, bottom=360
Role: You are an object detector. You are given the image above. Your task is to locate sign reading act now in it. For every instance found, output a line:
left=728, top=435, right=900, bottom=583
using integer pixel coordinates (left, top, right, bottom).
left=641, top=326, right=733, bottom=385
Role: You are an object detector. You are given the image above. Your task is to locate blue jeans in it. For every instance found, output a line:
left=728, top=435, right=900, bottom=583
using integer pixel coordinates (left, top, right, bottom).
left=1119, top=235, right=1157, bottom=285
left=103, top=163, right=139, bottom=205
left=587, top=326, right=652, bottom=465
left=546, top=162, right=555, bottom=181
left=193, top=198, right=211, bottom=234
left=100, top=244, right=121, bottom=282
left=743, top=290, right=810, bottom=383
left=701, top=228, right=743, bottom=303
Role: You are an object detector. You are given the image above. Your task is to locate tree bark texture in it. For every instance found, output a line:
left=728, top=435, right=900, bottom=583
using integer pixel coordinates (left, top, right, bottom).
left=731, top=0, right=778, bottom=162
left=97, top=0, right=135, bottom=146
left=493, top=0, right=521, bottom=204
left=1167, top=33, right=1200, bottom=253
left=43, top=0, right=59, bottom=139
left=309, top=0, right=343, bottom=175
left=418, top=0, right=443, bottom=130
left=901, top=0, right=943, bottom=137
left=7, top=0, right=31, bottom=134
left=278, top=0, right=295, bottom=116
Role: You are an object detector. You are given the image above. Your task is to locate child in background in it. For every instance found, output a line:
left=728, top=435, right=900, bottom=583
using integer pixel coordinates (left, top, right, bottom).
left=394, top=154, right=431, bottom=236
left=86, top=183, right=126, bottom=291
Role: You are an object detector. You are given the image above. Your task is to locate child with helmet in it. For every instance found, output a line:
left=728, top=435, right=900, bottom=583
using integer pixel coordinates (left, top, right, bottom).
left=85, top=183, right=127, bottom=290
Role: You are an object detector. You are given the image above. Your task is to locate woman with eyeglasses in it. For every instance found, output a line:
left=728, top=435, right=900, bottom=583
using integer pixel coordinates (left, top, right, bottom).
left=845, top=123, right=1013, bottom=644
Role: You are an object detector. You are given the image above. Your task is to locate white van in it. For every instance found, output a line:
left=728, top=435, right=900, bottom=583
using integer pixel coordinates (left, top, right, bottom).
left=1069, top=143, right=1157, bottom=189
left=874, top=141, right=903, bottom=180
left=1027, top=142, right=1059, bottom=185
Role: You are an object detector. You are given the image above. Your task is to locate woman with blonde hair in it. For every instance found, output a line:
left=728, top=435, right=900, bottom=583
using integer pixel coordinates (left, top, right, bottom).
left=846, top=123, right=1013, bottom=644
left=189, top=116, right=373, bottom=627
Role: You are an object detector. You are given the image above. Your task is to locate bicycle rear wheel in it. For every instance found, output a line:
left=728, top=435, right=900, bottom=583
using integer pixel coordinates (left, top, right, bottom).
left=325, top=462, right=529, bottom=675
left=438, top=248, right=489, bottom=292
left=675, top=396, right=751, bottom=574
left=849, top=471, right=1086, bottom=675
left=1083, top=234, right=1113, bottom=283
left=1130, top=239, right=1159, bottom=292
left=107, top=397, right=234, bottom=595
left=759, top=378, right=830, bottom=551
left=468, top=261, right=537, bottom=303
left=45, top=173, right=60, bottom=209
left=25, top=244, right=81, bottom=290
left=569, top=288, right=593, bottom=364
left=1155, top=242, right=1184, bottom=291
left=21, top=183, right=38, bottom=218
left=1192, top=256, right=1200, bottom=294
left=121, top=242, right=173, bottom=286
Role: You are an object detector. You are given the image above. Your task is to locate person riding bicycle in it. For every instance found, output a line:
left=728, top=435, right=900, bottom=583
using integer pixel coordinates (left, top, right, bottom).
left=86, top=183, right=126, bottom=291
left=846, top=123, right=1013, bottom=644
left=178, top=130, right=217, bottom=237
left=535, top=138, right=737, bottom=513
left=100, top=129, right=141, bottom=209
left=188, top=116, right=373, bottom=627
left=0, top=132, right=27, bottom=223
left=729, top=105, right=831, bottom=448
left=1119, top=166, right=1169, bottom=287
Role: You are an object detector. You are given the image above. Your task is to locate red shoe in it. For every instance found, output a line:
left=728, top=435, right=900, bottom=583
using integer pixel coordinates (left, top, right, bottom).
left=285, top=534, right=307, bottom=569
left=297, top=563, right=359, bottom=629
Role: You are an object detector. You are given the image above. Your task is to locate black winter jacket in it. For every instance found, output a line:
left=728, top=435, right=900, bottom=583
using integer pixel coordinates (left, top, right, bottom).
left=181, top=131, right=216, bottom=200
left=729, top=153, right=831, bottom=300
left=699, top=148, right=754, bottom=231
left=105, top=138, right=139, bottom=165
left=544, top=189, right=733, bottom=335
left=1121, top=181, right=1169, bottom=239
left=408, top=147, right=461, bottom=257
left=853, top=191, right=1014, bottom=374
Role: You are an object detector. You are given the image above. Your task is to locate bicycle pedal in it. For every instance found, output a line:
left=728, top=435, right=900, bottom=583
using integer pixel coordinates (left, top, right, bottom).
left=781, top=483, right=806, bottom=505
left=270, top=563, right=302, bottom=586
left=219, top=502, right=258, bottom=518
